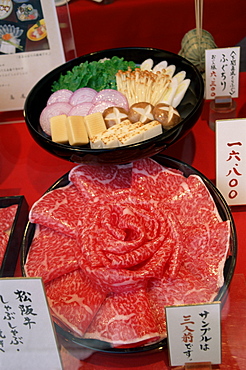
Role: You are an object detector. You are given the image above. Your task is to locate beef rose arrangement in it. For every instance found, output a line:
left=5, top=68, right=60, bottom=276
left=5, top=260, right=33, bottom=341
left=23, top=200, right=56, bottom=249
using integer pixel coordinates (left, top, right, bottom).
left=25, top=158, right=230, bottom=348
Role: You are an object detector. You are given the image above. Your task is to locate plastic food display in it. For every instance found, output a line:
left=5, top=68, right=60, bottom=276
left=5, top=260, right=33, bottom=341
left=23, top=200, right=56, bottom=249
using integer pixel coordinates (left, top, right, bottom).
left=24, top=47, right=204, bottom=165
left=21, top=155, right=237, bottom=353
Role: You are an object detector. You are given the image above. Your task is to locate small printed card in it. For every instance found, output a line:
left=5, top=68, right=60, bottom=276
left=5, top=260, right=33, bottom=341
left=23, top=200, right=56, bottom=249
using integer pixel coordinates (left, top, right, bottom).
left=0, top=0, right=65, bottom=112
left=216, top=118, right=246, bottom=206
left=165, top=302, right=221, bottom=367
left=0, top=278, right=62, bottom=370
left=205, top=47, right=240, bottom=100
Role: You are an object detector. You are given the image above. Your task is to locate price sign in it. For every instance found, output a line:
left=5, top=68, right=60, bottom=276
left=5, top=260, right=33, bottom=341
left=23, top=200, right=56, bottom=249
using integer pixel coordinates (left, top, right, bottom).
left=0, top=278, right=62, bottom=370
left=165, top=302, right=221, bottom=367
left=216, top=118, right=246, bottom=206
left=205, top=47, right=240, bottom=99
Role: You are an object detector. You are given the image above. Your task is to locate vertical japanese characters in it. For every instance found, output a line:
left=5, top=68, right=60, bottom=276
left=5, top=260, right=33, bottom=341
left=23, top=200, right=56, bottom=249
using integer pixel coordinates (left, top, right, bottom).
left=226, top=141, right=242, bottom=200
left=0, top=290, right=37, bottom=353
left=180, top=310, right=213, bottom=362
left=205, top=47, right=240, bottom=99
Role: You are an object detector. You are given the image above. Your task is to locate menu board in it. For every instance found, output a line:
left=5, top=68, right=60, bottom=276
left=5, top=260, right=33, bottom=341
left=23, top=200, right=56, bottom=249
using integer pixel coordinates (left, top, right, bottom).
left=0, top=0, right=65, bottom=112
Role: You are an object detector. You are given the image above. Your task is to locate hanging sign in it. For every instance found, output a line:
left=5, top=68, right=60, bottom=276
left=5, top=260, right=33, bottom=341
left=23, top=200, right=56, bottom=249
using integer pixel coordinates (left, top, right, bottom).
left=0, top=0, right=65, bottom=112
left=165, top=302, right=221, bottom=367
left=0, top=278, right=62, bottom=370
left=205, top=47, right=240, bottom=100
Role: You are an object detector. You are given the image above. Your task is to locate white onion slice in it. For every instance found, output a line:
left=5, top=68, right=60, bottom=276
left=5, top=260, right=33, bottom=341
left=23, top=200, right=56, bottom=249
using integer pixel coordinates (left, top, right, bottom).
left=47, top=89, right=73, bottom=105
left=93, top=89, right=129, bottom=111
left=39, top=102, right=72, bottom=136
left=69, top=87, right=97, bottom=106
left=68, top=102, right=94, bottom=116
left=89, top=101, right=116, bottom=115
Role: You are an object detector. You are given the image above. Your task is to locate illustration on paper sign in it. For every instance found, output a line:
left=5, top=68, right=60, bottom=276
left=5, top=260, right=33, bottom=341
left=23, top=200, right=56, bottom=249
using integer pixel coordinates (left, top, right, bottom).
left=0, top=0, right=49, bottom=55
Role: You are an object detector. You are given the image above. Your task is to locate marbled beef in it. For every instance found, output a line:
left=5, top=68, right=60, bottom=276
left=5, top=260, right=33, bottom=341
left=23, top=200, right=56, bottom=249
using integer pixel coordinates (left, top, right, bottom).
left=25, top=225, right=79, bottom=283
left=69, top=162, right=133, bottom=198
left=25, top=157, right=231, bottom=348
left=84, top=286, right=160, bottom=347
left=45, top=269, right=106, bottom=337
left=29, top=183, right=85, bottom=238
left=0, top=204, right=18, bottom=231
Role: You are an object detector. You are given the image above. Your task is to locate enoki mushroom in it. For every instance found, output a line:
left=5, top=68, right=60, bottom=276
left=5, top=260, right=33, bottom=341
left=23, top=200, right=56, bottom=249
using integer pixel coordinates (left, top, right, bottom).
left=116, top=68, right=171, bottom=106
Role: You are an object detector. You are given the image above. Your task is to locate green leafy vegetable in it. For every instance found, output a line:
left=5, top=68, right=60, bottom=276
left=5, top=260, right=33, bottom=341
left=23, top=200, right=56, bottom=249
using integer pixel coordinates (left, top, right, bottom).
left=51, top=56, right=136, bottom=92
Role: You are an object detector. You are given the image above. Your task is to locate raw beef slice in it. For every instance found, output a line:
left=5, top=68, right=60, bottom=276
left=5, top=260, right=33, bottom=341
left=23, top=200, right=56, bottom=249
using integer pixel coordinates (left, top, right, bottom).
left=131, top=158, right=210, bottom=227
left=131, top=157, right=185, bottom=202
left=0, top=230, right=9, bottom=266
left=69, top=162, right=133, bottom=199
left=25, top=225, right=79, bottom=283
left=29, top=183, right=85, bottom=238
left=45, top=269, right=106, bottom=337
left=182, top=220, right=231, bottom=287
left=147, top=219, right=231, bottom=335
left=84, top=286, right=160, bottom=347
left=0, top=204, right=18, bottom=231
left=164, top=174, right=223, bottom=226
left=132, top=158, right=223, bottom=226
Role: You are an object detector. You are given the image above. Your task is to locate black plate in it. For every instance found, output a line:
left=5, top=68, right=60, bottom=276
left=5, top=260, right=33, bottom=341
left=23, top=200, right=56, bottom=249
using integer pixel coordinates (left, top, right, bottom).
left=21, top=155, right=237, bottom=354
left=1, top=196, right=28, bottom=277
left=24, top=47, right=204, bottom=165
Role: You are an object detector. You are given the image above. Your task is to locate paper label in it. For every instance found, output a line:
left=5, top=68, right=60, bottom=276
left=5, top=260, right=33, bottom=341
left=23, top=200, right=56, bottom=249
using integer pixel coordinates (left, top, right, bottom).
left=216, top=118, right=246, bottom=206
left=0, top=278, right=62, bottom=370
left=205, top=47, right=240, bottom=99
left=0, top=0, right=65, bottom=112
left=166, top=302, right=221, bottom=367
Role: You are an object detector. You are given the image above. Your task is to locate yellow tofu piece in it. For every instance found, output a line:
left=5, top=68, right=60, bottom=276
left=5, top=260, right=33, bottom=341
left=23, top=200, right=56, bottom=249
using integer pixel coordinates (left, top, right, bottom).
left=50, top=115, right=68, bottom=144
left=84, top=112, right=107, bottom=139
left=66, top=116, right=89, bottom=146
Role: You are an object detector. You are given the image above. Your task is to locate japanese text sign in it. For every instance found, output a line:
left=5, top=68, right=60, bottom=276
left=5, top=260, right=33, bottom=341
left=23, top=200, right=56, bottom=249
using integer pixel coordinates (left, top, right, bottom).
left=0, top=278, right=62, bottom=370
left=216, top=118, right=246, bottom=206
left=165, top=302, right=221, bottom=367
left=0, top=0, right=65, bottom=112
left=205, top=47, right=240, bottom=100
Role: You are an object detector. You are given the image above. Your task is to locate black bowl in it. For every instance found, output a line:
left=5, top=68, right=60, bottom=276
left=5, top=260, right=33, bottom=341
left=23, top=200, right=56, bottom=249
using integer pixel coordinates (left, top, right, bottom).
left=21, top=155, right=237, bottom=354
left=24, top=47, right=204, bottom=165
